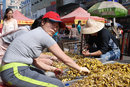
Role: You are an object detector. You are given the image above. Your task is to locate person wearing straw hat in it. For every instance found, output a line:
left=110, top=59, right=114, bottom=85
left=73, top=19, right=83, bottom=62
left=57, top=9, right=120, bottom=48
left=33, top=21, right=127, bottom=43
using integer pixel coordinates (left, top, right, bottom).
left=82, top=19, right=120, bottom=61
left=0, top=11, right=90, bottom=87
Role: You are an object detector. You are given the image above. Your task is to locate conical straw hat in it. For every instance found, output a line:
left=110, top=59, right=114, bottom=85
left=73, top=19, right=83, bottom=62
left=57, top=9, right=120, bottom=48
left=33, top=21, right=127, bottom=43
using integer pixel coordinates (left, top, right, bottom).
left=82, top=18, right=104, bottom=34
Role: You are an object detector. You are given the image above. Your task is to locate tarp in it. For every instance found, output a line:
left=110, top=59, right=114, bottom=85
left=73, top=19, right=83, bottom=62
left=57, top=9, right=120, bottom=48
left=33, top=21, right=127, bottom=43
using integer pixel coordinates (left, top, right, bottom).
left=61, top=7, right=105, bottom=25
left=13, top=10, right=34, bottom=25
left=1, top=10, right=34, bottom=25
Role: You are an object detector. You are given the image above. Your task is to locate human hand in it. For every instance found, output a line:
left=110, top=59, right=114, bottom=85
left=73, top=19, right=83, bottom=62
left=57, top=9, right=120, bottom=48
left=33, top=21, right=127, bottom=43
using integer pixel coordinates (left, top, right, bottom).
left=82, top=50, right=90, bottom=56
left=54, top=68, right=63, bottom=76
left=49, top=56, right=58, bottom=62
left=80, top=67, right=90, bottom=73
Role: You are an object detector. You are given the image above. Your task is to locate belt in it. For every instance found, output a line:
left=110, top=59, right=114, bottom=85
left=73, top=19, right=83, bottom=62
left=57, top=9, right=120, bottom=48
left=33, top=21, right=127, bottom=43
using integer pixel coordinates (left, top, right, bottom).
left=0, top=62, right=28, bottom=72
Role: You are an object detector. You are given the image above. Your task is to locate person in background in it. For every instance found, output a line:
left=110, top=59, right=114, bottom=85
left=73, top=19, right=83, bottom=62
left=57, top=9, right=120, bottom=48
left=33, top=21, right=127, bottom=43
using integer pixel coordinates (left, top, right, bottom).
left=69, top=24, right=80, bottom=54
left=82, top=19, right=120, bottom=62
left=117, top=26, right=123, bottom=48
left=53, top=31, right=59, bottom=42
left=118, top=26, right=123, bottom=37
left=61, top=27, right=70, bottom=40
left=77, top=20, right=81, bottom=34
left=111, top=22, right=119, bottom=38
left=64, top=27, right=70, bottom=35
left=69, top=24, right=79, bottom=40
left=105, top=22, right=111, bottom=30
left=1, top=11, right=90, bottom=87
left=0, top=16, right=43, bottom=58
left=1, top=8, right=18, bottom=35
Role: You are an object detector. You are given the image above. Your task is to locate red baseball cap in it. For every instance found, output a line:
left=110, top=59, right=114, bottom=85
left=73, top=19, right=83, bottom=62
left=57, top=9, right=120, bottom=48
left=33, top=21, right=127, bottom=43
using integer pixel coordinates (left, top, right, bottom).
left=42, top=11, right=65, bottom=28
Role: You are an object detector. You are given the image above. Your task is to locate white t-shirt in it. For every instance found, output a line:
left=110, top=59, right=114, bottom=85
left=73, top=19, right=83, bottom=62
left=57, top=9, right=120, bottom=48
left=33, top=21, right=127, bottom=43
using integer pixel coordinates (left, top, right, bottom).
left=2, top=18, right=18, bottom=35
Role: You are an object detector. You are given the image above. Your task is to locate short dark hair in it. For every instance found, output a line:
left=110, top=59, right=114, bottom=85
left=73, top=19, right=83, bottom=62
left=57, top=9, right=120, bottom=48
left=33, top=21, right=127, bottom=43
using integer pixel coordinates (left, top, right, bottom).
left=72, top=24, right=75, bottom=28
left=78, top=20, right=81, bottom=24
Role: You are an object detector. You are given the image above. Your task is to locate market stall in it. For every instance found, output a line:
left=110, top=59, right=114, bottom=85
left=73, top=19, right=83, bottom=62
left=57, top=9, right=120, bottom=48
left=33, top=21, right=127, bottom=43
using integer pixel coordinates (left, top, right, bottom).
left=13, top=10, right=34, bottom=25
left=61, top=7, right=105, bottom=25
left=61, top=7, right=105, bottom=53
left=1, top=10, right=34, bottom=25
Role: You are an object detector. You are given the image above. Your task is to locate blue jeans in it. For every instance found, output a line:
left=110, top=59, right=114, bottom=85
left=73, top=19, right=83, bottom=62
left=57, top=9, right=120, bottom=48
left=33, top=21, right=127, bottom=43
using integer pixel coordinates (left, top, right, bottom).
left=100, top=49, right=120, bottom=61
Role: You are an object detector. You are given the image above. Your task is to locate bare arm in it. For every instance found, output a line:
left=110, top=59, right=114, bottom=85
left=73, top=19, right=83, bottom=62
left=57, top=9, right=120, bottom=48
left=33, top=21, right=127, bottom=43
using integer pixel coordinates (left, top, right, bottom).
left=33, top=58, right=57, bottom=71
left=91, top=50, right=102, bottom=56
left=82, top=50, right=102, bottom=56
left=48, top=43, right=81, bottom=71
left=39, top=54, right=58, bottom=61
left=33, top=44, right=90, bottom=73
left=33, top=54, right=59, bottom=72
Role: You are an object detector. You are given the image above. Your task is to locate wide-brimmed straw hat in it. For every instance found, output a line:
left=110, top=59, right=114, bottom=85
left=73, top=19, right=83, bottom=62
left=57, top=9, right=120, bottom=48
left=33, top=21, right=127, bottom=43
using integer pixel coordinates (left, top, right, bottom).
left=82, top=18, right=104, bottom=34
left=42, top=11, right=65, bottom=28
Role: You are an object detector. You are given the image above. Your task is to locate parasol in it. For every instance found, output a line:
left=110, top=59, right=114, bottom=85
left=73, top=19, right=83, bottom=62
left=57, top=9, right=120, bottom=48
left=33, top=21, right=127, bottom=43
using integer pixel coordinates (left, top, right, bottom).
left=87, top=1, right=127, bottom=34
left=88, top=1, right=128, bottom=18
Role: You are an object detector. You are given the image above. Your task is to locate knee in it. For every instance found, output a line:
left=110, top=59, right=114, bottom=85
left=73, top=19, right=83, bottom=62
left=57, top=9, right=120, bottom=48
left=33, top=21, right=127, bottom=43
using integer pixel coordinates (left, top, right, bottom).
left=100, top=54, right=109, bottom=59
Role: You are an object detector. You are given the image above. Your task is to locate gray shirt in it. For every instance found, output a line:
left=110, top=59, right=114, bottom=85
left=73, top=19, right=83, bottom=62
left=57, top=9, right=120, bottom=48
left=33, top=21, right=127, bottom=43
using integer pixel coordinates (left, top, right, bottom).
left=2, top=29, right=28, bottom=44
left=3, top=27, right=56, bottom=64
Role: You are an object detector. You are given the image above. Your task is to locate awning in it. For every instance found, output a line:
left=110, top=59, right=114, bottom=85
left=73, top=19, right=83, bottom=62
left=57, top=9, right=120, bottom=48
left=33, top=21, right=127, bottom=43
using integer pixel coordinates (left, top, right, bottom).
left=61, top=7, right=105, bottom=25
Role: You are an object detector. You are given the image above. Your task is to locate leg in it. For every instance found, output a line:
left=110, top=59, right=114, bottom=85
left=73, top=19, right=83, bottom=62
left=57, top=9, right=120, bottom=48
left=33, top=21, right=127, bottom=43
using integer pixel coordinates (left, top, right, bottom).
left=1, top=66, right=64, bottom=87
left=100, top=49, right=120, bottom=61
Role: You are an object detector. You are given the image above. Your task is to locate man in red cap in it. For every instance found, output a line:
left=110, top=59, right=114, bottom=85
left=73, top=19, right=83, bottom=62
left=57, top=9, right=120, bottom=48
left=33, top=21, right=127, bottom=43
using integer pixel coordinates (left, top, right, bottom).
left=1, top=11, right=90, bottom=87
